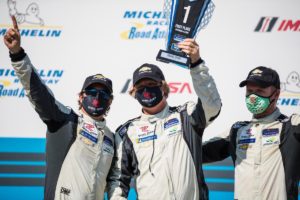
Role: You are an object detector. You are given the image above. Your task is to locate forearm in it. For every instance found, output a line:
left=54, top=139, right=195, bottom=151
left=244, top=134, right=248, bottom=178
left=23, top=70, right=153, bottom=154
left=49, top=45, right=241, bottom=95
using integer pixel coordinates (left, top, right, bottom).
left=202, top=137, right=230, bottom=163
left=107, top=133, right=132, bottom=199
left=190, top=62, right=222, bottom=125
left=11, top=50, right=69, bottom=122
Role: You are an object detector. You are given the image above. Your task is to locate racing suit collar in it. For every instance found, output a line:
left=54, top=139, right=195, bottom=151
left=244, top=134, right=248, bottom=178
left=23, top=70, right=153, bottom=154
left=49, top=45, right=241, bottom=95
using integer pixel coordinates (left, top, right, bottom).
left=79, top=110, right=106, bottom=129
left=251, top=107, right=281, bottom=123
left=140, top=104, right=169, bottom=123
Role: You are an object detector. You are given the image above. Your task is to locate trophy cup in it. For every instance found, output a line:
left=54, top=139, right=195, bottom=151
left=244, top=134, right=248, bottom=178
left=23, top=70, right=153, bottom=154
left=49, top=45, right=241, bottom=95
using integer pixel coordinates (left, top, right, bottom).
left=156, top=0, right=215, bottom=68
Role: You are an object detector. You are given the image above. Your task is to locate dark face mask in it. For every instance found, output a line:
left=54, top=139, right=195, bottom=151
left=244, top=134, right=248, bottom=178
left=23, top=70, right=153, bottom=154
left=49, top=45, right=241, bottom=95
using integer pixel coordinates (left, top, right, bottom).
left=135, top=86, right=163, bottom=108
left=82, top=88, right=111, bottom=117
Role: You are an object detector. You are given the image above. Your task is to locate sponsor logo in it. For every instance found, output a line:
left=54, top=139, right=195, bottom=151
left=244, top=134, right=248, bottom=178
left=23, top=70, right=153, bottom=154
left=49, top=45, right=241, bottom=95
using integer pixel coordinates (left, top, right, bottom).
left=250, top=69, right=263, bottom=77
left=139, top=66, right=152, bottom=73
left=103, top=135, right=113, bottom=147
left=140, top=126, right=149, bottom=132
left=238, top=144, right=251, bottom=150
left=137, top=126, right=154, bottom=138
left=80, top=129, right=98, bottom=143
left=164, top=118, right=179, bottom=129
left=102, top=135, right=114, bottom=155
left=60, top=187, right=71, bottom=196
left=262, top=128, right=279, bottom=137
left=240, top=129, right=255, bottom=139
left=120, top=79, right=192, bottom=94
left=137, top=134, right=157, bottom=143
left=0, top=68, right=64, bottom=98
left=277, top=71, right=300, bottom=107
left=120, top=10, right=167, bottom=40
left=0, top=0, right=62, bottom=38
left=254, top=17, right=300, bottom=32
left=83, top=122, right=97, bottom=133
left=262, top=136, right=279, bottom=146
left=118, top=126, right=127, bottom=137
left=238, top=138, right=256, bottom=144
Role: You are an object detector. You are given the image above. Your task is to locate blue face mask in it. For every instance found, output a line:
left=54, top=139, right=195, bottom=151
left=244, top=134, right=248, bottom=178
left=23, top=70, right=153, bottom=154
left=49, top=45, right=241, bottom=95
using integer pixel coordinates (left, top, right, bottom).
left=135, top=86, right=163, bottom=108
left=82, top=88, right=111, bottom=117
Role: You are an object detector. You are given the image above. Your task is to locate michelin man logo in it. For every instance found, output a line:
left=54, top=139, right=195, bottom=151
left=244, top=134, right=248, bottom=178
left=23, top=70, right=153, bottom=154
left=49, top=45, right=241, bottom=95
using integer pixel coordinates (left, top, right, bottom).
left=7, top=0, right=44, bottom=26
left=281, top=71, right=300, bottom=93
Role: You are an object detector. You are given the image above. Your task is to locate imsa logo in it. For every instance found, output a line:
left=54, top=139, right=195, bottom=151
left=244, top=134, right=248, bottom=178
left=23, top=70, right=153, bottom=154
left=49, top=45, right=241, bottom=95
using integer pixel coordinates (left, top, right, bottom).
left=254, top=17, right=300, bottom=32
left=120, top=79, right=192, bottom=94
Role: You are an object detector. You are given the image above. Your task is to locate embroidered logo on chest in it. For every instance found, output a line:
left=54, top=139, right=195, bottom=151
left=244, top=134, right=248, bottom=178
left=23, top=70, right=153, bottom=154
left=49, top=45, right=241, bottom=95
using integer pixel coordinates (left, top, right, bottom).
left=164, top=118, right=180, bottom=137
left=102, top=135, right=114, bottom=155
left=80, top=122, right=99, bottom=144
left=262, top=128, right=280, bottom=146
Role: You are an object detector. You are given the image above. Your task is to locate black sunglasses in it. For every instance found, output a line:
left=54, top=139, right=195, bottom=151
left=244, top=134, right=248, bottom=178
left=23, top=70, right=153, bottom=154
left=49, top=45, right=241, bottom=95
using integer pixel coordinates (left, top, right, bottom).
left=84, top=88, right=111, bottom=99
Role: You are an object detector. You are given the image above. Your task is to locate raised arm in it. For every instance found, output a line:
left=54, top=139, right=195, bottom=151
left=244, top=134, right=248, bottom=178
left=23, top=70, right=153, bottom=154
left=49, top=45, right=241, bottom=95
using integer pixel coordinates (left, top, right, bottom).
left=4, top=16, right=70, bottom=130
left=178, top=39, right=222, bottom=128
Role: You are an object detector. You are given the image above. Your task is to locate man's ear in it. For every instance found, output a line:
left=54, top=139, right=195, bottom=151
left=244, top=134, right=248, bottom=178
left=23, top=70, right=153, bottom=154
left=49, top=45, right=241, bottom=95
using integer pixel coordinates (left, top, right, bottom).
left=108, top=97, right=113, bottom=106
left=79, top=93, right=84, bottom=104
left=275, top=89, right=281, bottom=99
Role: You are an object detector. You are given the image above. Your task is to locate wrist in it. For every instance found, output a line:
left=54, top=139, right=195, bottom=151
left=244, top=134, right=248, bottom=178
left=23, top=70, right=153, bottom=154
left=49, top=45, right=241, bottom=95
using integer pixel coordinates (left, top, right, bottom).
left=190, top=57, right=204, bottom=69
left=9, top=46, right=22, bottom=54
left=9, top=47, right=26, bottom=62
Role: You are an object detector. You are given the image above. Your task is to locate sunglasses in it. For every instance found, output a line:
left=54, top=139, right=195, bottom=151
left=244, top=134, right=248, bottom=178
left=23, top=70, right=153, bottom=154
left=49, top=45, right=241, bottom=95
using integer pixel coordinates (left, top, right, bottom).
left=135, top=82, right=162, bottom=91
left=84, top=88, right=111, bottom=99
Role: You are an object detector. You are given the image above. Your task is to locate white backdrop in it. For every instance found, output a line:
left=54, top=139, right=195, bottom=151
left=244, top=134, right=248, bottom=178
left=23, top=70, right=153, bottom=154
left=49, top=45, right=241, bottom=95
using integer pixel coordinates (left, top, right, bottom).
left=0, top=0, right=299, bottom=141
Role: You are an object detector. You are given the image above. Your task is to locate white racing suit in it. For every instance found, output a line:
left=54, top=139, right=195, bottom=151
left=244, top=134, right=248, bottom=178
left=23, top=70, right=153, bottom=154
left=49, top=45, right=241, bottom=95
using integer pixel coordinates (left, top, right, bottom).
left=203, top=108, right=300, bottom=200
left=107, top=62, right=222, bottom=200
left=10, top=49, right=114, bottom=200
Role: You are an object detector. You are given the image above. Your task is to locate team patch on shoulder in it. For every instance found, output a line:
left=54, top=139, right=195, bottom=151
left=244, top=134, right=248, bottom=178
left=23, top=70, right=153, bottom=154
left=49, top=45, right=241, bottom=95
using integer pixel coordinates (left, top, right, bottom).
left=118, top=126, right=127, bottom=137
left=102, top=135, right=114, bottom=155
left=103, top=135, right=113, bottom=147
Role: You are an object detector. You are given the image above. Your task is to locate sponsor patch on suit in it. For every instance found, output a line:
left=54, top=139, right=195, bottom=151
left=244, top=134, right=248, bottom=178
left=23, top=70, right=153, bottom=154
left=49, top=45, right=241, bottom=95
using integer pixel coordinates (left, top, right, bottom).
left=137, top=135, right=157, bottom=143
left=238, top=138, right=256, bottom=144
left=80, top=129, right=98, bottom=143
left=102, top=135, right=114, bottom=155
left=262, top=128, right=279, bottom=137
left=164, top=118, right=179, bottom=129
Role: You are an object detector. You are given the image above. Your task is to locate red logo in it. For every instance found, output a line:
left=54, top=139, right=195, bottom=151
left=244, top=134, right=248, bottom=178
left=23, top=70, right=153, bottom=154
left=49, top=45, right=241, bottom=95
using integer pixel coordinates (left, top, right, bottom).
left=169, top=82, right=192, bottom=94
left=143, top=91, right=152, bottom=99
left=120, top=79, right=193, bottom=94
left=83, top=123, right=95, bottom=132
left=140, top=126, right=149, bottom=132
left=92, top=99, right=100, bottom=107
left=250, top=96, right=257, bottom=104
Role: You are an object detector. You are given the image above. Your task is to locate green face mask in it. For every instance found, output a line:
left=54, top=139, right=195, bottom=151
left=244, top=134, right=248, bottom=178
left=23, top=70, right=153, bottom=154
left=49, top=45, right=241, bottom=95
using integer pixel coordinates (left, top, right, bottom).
left=246, top=93, right=271, bottom=115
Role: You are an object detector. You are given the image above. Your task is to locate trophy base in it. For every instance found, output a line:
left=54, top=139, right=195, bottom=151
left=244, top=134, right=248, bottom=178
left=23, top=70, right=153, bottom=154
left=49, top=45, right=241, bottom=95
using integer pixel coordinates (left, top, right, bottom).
left=156, top=50, right=190, bottom=67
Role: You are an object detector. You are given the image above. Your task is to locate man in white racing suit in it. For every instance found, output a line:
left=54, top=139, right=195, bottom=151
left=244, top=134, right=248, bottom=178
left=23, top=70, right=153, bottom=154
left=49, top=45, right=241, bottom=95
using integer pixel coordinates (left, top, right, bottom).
left=203, top=66, right=300, bottom=200
left=107, top=39, right=222, bottom=200
left=4, top=16, right=115, bottom=200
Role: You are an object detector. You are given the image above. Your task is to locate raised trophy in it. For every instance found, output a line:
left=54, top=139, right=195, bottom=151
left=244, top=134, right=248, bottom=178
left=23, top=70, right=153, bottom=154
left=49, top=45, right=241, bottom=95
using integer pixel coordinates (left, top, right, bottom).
left=156, top=0, right=215, bottom=68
